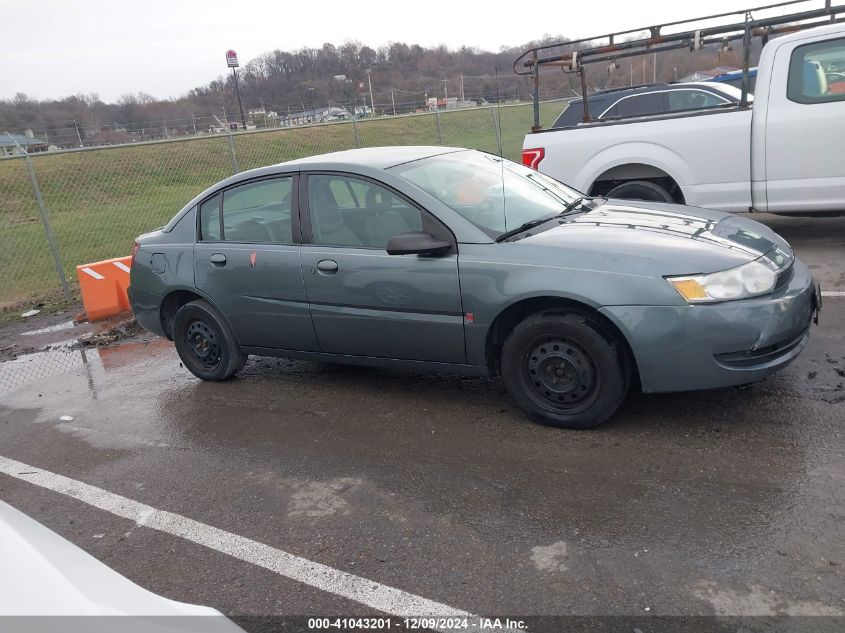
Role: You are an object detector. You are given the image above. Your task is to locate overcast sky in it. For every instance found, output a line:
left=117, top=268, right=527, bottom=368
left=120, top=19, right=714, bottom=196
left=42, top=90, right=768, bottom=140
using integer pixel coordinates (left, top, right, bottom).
left=4, top=0, right=787, bottom=102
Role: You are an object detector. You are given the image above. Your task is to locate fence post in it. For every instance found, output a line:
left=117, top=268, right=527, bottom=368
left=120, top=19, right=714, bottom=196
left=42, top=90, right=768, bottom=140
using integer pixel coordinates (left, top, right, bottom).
left=435, top=110, right=443, bottom=145
left=352, top=117, right=361, bottom=148
left=22, top=153, right=71, bottom=300
left=213, top=115, right=239, bottom=173
left=491, top=106, right=503, bottom=157
left=226, top=132, right=239, bottom=174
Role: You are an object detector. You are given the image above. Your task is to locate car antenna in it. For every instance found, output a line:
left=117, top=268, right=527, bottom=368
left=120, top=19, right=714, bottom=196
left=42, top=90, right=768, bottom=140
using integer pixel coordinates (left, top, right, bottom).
left=495, top=63, right=508, bottom=231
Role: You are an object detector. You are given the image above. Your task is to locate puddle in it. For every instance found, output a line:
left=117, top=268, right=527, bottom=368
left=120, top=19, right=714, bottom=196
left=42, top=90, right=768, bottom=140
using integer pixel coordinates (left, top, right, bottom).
left=0, top=341, right=96, bottom=395
left=0, top=326, right=171, bottom=398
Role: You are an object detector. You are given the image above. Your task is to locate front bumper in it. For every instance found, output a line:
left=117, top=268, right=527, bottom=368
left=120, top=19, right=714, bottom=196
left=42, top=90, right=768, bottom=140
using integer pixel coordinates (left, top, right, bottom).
left=600, top=258, right=817, bottom=393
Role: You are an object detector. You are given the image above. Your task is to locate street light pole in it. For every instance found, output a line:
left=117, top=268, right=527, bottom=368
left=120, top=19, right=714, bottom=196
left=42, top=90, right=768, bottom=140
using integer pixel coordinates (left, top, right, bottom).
left=226, top=51, right=247, bottom=130
left=366, top=69, right=375, bottom=117
left=232, top=67, right=247, bottom=130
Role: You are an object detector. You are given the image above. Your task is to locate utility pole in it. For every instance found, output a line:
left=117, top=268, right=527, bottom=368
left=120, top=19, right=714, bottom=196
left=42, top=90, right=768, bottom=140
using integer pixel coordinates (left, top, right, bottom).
left=72, top=118, right=83, bottom=147
left=390, top=89, right=396, bottom=116
left=460, top=74, right=464, bottom=102
left=443, top=78, right=448, bottom=100
left=191, top=111, right=197, bottom=135
left=366, top=69, right=375, bottom=117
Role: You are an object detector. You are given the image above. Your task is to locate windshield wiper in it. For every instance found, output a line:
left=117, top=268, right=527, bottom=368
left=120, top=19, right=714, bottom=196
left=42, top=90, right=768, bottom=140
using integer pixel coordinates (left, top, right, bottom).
left=561, top=196, right=586, bottom=214
left=494, top=197, right=595, bottom=243
left=495, top=214, right=558, bottom=242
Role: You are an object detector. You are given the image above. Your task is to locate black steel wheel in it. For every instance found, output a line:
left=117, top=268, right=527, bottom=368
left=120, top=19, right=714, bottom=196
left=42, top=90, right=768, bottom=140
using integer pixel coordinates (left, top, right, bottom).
left=501, top=312, right=630, bottom=429
left=185, top=319, right=222, bottom=370
left=521, top=336, right=600, bottom=414
left=173, top=299, right=246, bottom=381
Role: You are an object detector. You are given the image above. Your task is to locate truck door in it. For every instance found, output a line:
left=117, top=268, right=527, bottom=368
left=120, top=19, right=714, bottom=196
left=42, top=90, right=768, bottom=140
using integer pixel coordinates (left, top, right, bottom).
left=763, top=35, right=845, bottom=213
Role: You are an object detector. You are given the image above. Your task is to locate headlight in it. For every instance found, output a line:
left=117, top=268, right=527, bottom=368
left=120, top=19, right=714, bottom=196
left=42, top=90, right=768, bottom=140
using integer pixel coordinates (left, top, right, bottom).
left=667, top=248, right=791, bottom=303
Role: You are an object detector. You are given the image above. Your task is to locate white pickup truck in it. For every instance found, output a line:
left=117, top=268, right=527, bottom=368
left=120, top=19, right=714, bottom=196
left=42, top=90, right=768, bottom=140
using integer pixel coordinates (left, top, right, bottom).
left=523, top=23, right=845, bottom=214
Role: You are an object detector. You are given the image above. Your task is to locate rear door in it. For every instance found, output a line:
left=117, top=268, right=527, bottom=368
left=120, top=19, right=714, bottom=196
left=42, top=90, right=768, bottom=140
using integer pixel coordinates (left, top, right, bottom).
left=194, top=174, right=319, bottom=351
left=764, top=35, right=845, bottom=212
left=299, top=172, right=465, bottom=363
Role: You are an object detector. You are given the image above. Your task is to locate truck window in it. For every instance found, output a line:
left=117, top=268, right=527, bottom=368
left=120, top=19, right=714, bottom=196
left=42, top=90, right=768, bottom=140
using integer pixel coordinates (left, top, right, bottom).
left=787, top=37, right=845, bottom=104
left=668, top=90, right=728, bottom=112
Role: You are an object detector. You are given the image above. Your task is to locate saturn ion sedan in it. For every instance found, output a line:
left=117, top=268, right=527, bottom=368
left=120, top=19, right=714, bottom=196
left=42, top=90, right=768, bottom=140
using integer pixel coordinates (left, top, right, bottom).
left=129, top=147, right=819, bottom=428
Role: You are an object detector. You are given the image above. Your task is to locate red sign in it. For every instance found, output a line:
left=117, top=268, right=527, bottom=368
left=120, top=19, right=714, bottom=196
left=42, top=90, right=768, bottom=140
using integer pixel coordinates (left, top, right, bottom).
left=226, top=50, right=239, bottom=68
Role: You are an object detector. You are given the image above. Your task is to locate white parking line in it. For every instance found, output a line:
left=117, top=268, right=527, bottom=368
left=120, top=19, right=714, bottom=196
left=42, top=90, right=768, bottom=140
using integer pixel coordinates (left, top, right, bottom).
left=821, top=290, right=845, bottom=297
left=0, top=455, right=476, bottom=625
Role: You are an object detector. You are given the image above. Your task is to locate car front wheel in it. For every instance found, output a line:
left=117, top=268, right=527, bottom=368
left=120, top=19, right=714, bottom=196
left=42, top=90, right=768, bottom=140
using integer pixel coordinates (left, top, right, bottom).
left=173, top=299, right=247, bottom=381
left=500, top=312, right=630, bottom=429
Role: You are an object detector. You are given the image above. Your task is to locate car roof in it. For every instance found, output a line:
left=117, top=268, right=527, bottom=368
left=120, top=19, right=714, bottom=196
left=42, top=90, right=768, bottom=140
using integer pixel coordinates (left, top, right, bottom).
left=552, top=80, right=742, bottom=127
left=273, top=145, right=464, bottom=170
left=162, top=146, right=475, bottom=233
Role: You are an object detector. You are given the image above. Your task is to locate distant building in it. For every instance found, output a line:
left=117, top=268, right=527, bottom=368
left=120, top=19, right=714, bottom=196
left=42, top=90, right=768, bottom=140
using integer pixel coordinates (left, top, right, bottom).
left=0, top=131, right=49, bottom=156
left=282, top=106, right=352, bottom=125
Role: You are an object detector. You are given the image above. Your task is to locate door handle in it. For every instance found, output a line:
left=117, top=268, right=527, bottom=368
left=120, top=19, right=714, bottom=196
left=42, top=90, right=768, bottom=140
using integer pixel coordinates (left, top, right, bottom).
left=210, top=253, right=227, bottom=266
left=315, top=259, right=339, bottom=275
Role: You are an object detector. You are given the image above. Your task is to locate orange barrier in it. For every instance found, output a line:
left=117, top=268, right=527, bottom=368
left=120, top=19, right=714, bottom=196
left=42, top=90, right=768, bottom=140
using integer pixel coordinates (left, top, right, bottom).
left=75, top=256, right=132, bottom=321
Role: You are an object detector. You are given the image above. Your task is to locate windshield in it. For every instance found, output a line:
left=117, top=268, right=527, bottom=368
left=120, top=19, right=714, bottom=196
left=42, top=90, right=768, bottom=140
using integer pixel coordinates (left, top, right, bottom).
left=389, top=150, right=585, bottom=238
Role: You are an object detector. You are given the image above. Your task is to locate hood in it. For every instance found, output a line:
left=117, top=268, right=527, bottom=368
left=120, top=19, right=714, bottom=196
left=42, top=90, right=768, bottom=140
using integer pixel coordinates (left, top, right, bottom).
left=517, top=200, right=790, bottom=276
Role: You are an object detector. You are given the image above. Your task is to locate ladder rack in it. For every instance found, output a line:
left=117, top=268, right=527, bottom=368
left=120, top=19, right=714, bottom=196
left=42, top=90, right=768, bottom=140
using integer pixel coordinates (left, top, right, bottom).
left=513, top=0, right=845, bottom=130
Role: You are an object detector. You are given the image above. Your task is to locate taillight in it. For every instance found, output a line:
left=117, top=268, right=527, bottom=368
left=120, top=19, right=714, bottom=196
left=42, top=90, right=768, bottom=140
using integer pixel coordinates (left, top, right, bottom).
left=522, top=147, right=545, bottom=170
left=130, top=241, right=140, bottom=267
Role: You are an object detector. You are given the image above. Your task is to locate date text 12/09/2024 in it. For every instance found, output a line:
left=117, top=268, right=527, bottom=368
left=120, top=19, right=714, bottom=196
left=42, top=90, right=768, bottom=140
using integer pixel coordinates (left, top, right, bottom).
left=307, top=617, right=527, bottom=630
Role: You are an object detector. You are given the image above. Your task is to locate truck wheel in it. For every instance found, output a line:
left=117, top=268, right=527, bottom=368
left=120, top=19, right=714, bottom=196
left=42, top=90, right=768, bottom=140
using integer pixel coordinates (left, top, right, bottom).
left=500, top=312, right=629, bottom=429
left=173, top=299, right=246, bottom=381
left=607, top=180, right=674, bottom=203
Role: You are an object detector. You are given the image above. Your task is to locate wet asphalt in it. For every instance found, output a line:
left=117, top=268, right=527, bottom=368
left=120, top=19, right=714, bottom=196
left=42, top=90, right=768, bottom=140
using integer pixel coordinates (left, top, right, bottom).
left=0, top=214, right=843, bottom=628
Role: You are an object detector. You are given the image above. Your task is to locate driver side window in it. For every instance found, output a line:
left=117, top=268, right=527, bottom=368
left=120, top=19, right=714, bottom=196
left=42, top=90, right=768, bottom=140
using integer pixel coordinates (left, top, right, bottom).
left=307, top=175, right=423, bottom=249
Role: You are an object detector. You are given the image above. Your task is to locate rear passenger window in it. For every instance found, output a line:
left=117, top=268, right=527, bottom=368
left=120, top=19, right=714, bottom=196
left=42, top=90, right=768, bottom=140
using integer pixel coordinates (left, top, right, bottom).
left=221, top=177, right=294, bottom=243
left=787, top=37, right=845, bottom=104
left=199, top=193, right=221, bottom=241
left=615, top=93, right=666, bottom=118
left=600, top=104, right=618, bottom=119
left=668, top=90, right=728, bottom=112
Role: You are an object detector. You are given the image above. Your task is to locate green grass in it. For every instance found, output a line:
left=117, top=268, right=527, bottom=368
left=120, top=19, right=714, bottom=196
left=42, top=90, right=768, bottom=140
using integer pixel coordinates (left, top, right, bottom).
left=0, top=101, right=560, bottom=311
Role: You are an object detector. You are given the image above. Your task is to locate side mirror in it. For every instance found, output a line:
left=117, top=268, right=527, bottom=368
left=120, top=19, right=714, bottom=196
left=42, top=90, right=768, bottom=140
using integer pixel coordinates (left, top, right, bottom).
left=386, top=232, right=451, bottom=256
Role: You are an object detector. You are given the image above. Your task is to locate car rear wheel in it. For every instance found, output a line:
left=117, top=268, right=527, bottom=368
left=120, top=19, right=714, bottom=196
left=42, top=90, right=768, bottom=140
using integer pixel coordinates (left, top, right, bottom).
left=173, top=299, right=246, bottom=381
left=500, top=312, right=629, bottom=429
left=606, top=180, right=674, bottom=203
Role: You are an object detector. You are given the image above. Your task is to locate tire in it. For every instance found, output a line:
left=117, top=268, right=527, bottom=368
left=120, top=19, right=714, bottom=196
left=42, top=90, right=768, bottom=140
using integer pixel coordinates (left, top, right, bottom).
left=500, top=312, right=630, bottom=429
left=172, top=299, right=247, bottom=381
left=607, top=180, right=674, bottom=203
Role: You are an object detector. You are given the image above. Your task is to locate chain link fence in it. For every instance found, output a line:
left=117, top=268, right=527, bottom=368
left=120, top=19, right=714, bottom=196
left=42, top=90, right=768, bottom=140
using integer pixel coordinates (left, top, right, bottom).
left=0, top=101, right=560, bottom=311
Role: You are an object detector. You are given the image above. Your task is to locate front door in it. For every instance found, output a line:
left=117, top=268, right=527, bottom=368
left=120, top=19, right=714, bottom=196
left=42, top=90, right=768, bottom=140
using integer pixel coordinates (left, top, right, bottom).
left=300, top=172, right=465, bottom=363
left=194, top=174, right=319, bottom=351
left=764, top=35, right=845, bottom=212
